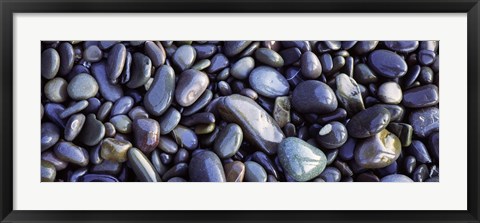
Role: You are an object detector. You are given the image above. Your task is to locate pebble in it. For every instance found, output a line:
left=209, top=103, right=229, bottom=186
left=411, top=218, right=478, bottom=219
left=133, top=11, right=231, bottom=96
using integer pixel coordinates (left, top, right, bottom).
left=64, top=114, right=86, bottom=141
left=44, top=77, right=68, bottom=103
left=126, top=53, right=152, bottom=88
left=354, top=129, right=401, bottom=169
left=171, top=125, right=198, bottom=150
left=278, top=137, right=327, bottom=182
left=162, top=163, right=189, bottom=181
left=41, top=122, right=60, bottom=151
left=80, top=174, right=119, bottom=182
left=255, top=48, right=284, bottom=68
left=316, top=121, right=348, bottom=149
left=128, top=106, right=149, bottom=120
left=377, top=82, right=403, bottom=104
left=352, top=41, right=378, bottom=54
left=175, top=69, right=209, bottom=107
left=107, top=43, right=127, bottom=83
left=353, top=63, right=378, bottom=84
left=387, top=123, right=413, bottom=147
left=100, top=138, right=133, bottom=162
left=300, top=51, right=322, bottom=79
left=384, top=41, right=419, bottom=53
left=224, top=161, right=245, bottom=182
left=213, top=123, right=243, bottom=159
left=41, top=160, right=56, bottom=182
left=403, top=84, right=439, bottom=108
left=230, top=57, right=255, bottom=80
left=207, top=53, right=229, bottom=73
left=407, top=140, right=432, bottom=163
left=172, top=45, right=196, bottom=71
left=417, top=49, right=436, bottom=66
left=159, top=107, right=181, bottom=134
left=368, top=49, right=408, bottom=78
left=319, top=167, right=341, bottom=182
left=291, top=80, right=337, bottom=114
left=157, top=137, right=179, bottom=154
left=110, top=115, right=132, bottom=134
left=42, top=151, right=68, bottom=171
left=41, top=48, right=60, bottom=79
left=78, top=114, right=105, bottom=146
left=335, top=73, right=365, bottom=115
left=128, top=147, right=161, bottom=182
left=44, top=103, right=66, bottom=128
left=144, top=41, right=166, bottom=67
left=409, top=107, right=439, bottom=137
left=110, top=96, right=134, bottom=116
left=60, top=100, right=89, bottom=119
left=224, top=41, right=252, bottom=57
left=91, top=62, right=124, bottom=102
left=272, top=96, right=291, bottom=128
left=54, top=141, right=89, bottom=167
left=189, top=150, right=226, bottom=182
left=218, top=94, right=285, bottom=155
left=83, top=45, right=103, bottom=62
left=244, top=161, right=267, bottom=182
left=58, top=42, right=75, bottom=75
left=249, top=66, right=290, bottom=98
left=132, top=118, right=160, bottom=154
left=182, top=89, right=213, bottom=116
left=193, top=44, right=216, bottom=59
left=346, top=106, right=391, bottom=138
left=97, top=101, right=113, bottom=122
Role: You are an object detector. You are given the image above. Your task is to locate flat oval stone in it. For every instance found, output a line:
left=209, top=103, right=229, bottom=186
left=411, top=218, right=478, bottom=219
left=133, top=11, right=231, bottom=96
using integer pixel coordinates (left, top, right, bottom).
left=67, top=73, right=99, bottom=100
left=128, top=147, right=161, bottom=182
left=381, top=174, right=414, bottom=182
left=172, top=45, right=196, bottom=71
left=278, top=137, right=327, bottom=182
left=162, top=163, right=189, bottom=181
left=403, top=84, right=439, bottom=108
left=193, top=44, right=217, bottom=59
left=41, top=48, right=60, bottom=79
left=224, top=41, right=252, bottom=57
left=301, top=51, right=322, bottom=79
left=100, top=138, right=132, bottom=163
left=157, top=137, right=178, bottom=154
left=110, top=115, right=132, bottom=134
left=217, top=94, right=285, bottom=155
left=78, top=114, right=105, bottom=146
left=144, top=41, right=166, bottom=67
left=126, top=53, right=152, bottom=89
left=60, top=100, right=88, bottom=119
left=249, top=66, right=290, bottom=98
left=224, top=161, right=245, bottom=182
left=280, top=47, right=302, bottom=66
left=191, top=59, right=210, bottom=71
left=64, top=114, right=86, bottom=141
left=244, top=161, right=267, bottom=182
left=144, top=65, right=175, bottom=116
left=409, top=107, right=439, bottom=138
left=377, top=82, right=403, bottom=104
left=41, top=122, right=60, bottom=151
left=319, top=167, right=341, bottom=182
left=387, top=123, right=413, bottom=147
left=180, top=112, right=215, bottom=126
left=106, top=43, right=127, bottom=83
left=83, top=45, right=103, bottom=62
left=175, top=69, right=209, bottom=107
left=292, top=80, right=337, bottom=114
left=183, top=89, right=213, bottom=116
left=110, top=96, right=134, bottom=116
left=91, top=62, right=124, bottom=102
left=44, top=77, right=68, bottom=103
left=352, top=41, right=378, bottom=55
left=418, top=49, right=436, bottom=66
left=316, top=121, right=348, bottom=149
left=347, top=106, right=391, bottom=138
left=207, top=53, right=229, bottom=73
left=58, top=42, right=74, bottom=75
left=96, top=101, right=113, bottom=122
left=319, top=53, right=333, bottom=73
left=159, top=107, right=181, bottom=134
left=407, top=140, right=432, bottom=163
left=255, top=48, right=284, bottom=68
left=128, top=106, right=149, bottom=120
left=189, top=150, right=226, bottom=182
left=384, top=41, right=419, bottom=53
left=54, top=141, right=89, bottom=167
left=213, top=123, right=243, bottom=159
left=335, top=73, right=365, bottom=115
left=230, top=56, right=255, bottom=80
left=368, top=50, right=408, bottom=78
left=41, top=160, right=56, bottom=182
left=354, top=129, right=401, bottom=169
left=171, top=125, right=198, bottom=150
left=132, top=118, right=160, bottom=154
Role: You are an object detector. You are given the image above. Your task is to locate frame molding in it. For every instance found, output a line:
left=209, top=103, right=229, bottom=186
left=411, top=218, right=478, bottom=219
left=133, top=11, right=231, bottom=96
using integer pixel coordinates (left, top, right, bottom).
left=1, top=0, right=479, bottom=222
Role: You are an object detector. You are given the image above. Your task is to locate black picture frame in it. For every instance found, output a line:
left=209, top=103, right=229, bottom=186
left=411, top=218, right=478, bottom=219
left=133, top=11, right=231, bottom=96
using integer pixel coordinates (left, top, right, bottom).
left=1, top=0, right=479, bottom=222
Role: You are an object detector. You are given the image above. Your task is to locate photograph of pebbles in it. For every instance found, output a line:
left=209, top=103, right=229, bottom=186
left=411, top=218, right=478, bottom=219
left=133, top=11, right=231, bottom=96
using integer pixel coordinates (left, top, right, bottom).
left=41, top=41, right=439, bottom=183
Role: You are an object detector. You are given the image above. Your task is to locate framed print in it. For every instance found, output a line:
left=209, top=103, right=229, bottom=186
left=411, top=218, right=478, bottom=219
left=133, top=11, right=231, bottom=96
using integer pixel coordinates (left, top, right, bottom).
left=1, top=0, right=479, bottom=222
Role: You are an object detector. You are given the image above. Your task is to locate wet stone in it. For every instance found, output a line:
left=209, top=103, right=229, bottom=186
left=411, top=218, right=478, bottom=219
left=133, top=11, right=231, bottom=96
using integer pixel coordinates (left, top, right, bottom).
left=91, top=62, right=124, bottom=102
left=316, top=121, right=348, bottom=149
left=44, top=77, right=68, bottom=103
left=110, top=115, right=132, bottom=134
left=41, top=122, right=60, bottom=151
left=377, top=82, right=403, bottom=104
left=189, top=150, right=226, bottom=182
left=291, top=80, right=337, bottom=114
left=347, top=106, right=391, bottom=138
left=157, top=137, right=179, bottom=154
left=224, top=41, right=252, bottom=57
left=107, top=43, right=127, bottom=83
left=300, top=51, right=322, bottom=79
left=213, top=123, right=243, bottom=159
left=60, top=100, right=89, bottom=119
left=54, top=141, right=89, bottom=167
left=255, top=48, right=284, bottom=68
left=409, top=107, right=439, bottom=138
left=335, top=73, right=365, bottom=115
left=111, top=96, right=134, bottom=116
left=41, top=48, right=60, bottom=79
left=159, top=107, right=181, bottom=135
left=249, top=66, right=290, bottom=98
left=64, top=114, right=86, bottom=141
left=144, top=41, right=166, bottom=67
left=353, top=63, right=378, bottom=85
left=175, top=69, right=209, bottom=107
left=354, top=129, right=401, bottom=169
left=384, top=41, right=419, bottom=53
left=244, top=161, right=267, bottom=182
left=128, top=147, right=161, bottom=182
left=100, top=138, right=132, bottom=162
left=231, top=57, right=255, bottom=80
left=41, top=160, right=56, bottom=182
left=171, top=125, right=198, bottom=150
left=403, top=84, right=439, bottom=108
left=224, top=161, right=245, bottom=182
left=407, top=140, right=432, bottom=164
left=132, top=118, right=160, bottom=154
left=78, top=114, right=105, bottom=146
left=127, top=53, right=152, bottom=89
left=172, top=45, right=196, bottom=72
left=368, top=49, right=408, bottom=78
left=42, top=151, right=68, bottom=171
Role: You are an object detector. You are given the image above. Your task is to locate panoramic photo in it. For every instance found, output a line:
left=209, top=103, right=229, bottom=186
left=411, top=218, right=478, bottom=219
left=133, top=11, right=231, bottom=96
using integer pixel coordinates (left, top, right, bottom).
left=40, top=41, right=439, bottom=182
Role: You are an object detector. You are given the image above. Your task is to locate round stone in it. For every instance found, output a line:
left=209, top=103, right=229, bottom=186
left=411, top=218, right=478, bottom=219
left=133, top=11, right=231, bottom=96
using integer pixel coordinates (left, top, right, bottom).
left=377, top=82, right=403, bottom=104
left=244, top=161, right=267, bottom=182
left=41, top=48, right=60, bottom=79
left=346, top=106, right=391, bottom=138
left=231, top=56, right=255, bottom=80
left=100, top=138, right=133, bottom=163
left=67, top=73, right=99, bottom=100
left=300, top=51, right=322, bottom=79
left=354, top=129, right=401, bottom=169
left=132, top=118, right=160, bottom=154
left=44, top=77, right=68, bottom=103
left=175, top=69, right=209, bottom=107
left=316, top=121, right=348, bottom=149
left=255, top=48, right=284, bottom=68
left=292, top=80, right=338, bottom=114
left=189, top=150, right=226, bottom=182
left=213, top=123, right=243, bottom=159
left=368, top=49, right=408, bottom=78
